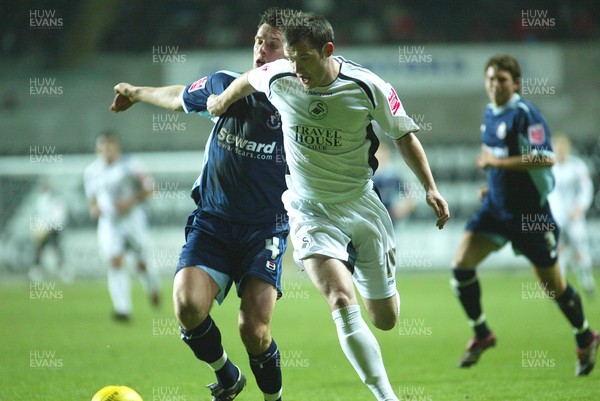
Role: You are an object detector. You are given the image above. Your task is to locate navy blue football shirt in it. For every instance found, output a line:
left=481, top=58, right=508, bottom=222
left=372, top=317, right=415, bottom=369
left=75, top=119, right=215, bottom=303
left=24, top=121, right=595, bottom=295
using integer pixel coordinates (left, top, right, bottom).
left=182, top=71, right=288, bottom=225
left=480, top=94, right=555, bottom=218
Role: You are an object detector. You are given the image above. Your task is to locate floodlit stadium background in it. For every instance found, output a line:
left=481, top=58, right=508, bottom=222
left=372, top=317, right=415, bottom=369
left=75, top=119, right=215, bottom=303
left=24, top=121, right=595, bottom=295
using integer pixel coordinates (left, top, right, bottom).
left=1, top=1, right=599, bottom=277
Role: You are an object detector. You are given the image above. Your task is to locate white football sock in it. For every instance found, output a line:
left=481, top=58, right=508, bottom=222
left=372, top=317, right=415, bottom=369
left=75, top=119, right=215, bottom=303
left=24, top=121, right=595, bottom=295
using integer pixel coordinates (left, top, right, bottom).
left=573, top=259, right=596, bottom=293
left=264, top=389, right=282, bottom=401
left=108, top=267, right=132, bottom=315
left=137, top=267, right=159, bottom=294
left=207, top=351, right=228, bottom=371
left=332, top=305, right=398, bottom=401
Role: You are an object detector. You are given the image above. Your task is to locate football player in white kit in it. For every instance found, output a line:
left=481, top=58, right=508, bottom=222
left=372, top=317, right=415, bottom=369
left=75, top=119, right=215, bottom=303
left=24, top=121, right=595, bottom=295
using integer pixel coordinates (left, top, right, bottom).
left=84, top=132, right=160, bottom=320
left=208, top=11, right=449, bottom=401
left=548, top=134, right=596, bottom=296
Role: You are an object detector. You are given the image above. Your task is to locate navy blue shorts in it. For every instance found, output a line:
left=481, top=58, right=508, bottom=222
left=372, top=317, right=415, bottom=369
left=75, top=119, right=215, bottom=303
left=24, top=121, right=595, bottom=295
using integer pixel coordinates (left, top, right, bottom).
left=465, top=206, right=559, bottom=268
left=177, top=209, right=289, bottom=304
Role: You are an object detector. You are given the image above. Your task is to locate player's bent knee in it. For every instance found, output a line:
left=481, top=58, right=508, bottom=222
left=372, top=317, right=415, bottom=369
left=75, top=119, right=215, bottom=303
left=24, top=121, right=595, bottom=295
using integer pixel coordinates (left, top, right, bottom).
left=326, top=292, right=354, bottom=310
left=172, top=267, right=219, bottom=329
left=239, top=321, right=271, bottom=354
left=173, top=290, right=210, bottom=329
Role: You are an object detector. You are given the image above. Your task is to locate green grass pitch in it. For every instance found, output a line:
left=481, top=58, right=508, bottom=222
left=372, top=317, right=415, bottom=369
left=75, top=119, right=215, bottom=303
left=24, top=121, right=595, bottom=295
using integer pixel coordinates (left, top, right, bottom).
left=1, top=266, right=599, bottom=400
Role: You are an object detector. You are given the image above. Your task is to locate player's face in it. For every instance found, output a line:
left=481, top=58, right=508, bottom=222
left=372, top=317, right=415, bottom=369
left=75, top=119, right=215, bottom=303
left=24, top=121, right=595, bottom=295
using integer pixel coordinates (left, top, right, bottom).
left=253, top=24, right=284, bottom=68
left=485, top=66, right=519, bottom=107
left=96, top=140, right=120, bottom=164
left=285, top=40, right=330, bottom=89
left=552, top=137, right=570, bottom=162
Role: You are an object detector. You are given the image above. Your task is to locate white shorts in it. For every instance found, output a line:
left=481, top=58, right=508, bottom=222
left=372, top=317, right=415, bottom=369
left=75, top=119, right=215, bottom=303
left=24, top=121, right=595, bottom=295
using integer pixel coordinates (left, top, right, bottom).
left=559, top=218, right=590, bottom=255
left=283, top=187, right=397, bottom=300
left=97, top=207, right=150, bottom=263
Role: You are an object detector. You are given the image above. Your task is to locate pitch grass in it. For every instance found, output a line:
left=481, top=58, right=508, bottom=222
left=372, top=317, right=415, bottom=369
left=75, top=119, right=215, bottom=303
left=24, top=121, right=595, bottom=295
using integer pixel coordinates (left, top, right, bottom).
left=1, top=267, right=599, bottom=401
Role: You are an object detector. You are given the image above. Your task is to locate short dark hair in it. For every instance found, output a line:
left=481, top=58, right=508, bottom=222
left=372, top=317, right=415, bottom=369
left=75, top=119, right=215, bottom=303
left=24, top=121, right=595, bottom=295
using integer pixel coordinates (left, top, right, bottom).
left=282, top=11, right=334, bottom=51
left=96, top=131, right=119, bottom=146
left=485, top=55, right=522, bottom=91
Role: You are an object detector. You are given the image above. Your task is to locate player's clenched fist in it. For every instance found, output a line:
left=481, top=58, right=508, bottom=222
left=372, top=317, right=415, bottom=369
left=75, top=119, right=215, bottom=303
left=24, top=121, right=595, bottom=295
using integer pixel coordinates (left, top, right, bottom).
left=110, top=83, right=137, bottom=112
left=206, top=94, right=225, bottom=117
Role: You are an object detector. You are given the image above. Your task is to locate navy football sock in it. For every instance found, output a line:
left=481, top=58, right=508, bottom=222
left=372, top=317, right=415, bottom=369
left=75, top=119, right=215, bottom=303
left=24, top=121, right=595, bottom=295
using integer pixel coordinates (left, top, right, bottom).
left=180, top=315, right=239, bottom=388
left=556, top=284, right=592, bottom=348
left=452, top=269, right=490, bottom=339
left=249, top=339, right=282, bottom=401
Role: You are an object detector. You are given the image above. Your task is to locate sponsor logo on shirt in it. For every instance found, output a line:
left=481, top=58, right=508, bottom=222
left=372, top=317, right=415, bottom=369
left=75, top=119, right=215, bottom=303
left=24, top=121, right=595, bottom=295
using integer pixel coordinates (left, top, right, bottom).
left=308, top=100, right=328, bottom=120
left=306, top=91, right=332, bottom=97
left=293, top=125, right=342, bottom=151
left=527, top=124, right=545, bottom=145
left=188, top=77, right=207, bottom=92
left=217, top=128, right=276, bottom=159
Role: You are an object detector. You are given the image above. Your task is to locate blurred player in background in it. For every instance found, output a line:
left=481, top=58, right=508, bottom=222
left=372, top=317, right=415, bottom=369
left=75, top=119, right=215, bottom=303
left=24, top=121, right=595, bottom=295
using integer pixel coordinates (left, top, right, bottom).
left=110, top=8, right=289, bottom=401
left=548, top=133, right=596, bottom=297
left=207, top=11, right=449, bottom=401
left=84, top=132, right=160, bottom=321
left=372, top=140, right=416, bottom=226
left=28, top=181, right=70, bottom=282
left=451, top=55, right=598, bottom=376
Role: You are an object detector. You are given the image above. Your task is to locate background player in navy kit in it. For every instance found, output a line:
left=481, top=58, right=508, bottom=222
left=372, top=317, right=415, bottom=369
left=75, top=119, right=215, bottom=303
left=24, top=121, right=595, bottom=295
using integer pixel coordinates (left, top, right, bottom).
left=207, top=11, right=449, bottom=401
left=372, top=141, right=416, bottom=225
left=451, top=54, right=598, bottom=376
left=110, top=8, right=289, bottom=400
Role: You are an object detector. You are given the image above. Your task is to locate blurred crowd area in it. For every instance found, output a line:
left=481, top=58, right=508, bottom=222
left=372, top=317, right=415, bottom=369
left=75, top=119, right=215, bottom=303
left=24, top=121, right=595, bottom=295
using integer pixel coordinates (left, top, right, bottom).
left=2, top=0, right=598, bottom=61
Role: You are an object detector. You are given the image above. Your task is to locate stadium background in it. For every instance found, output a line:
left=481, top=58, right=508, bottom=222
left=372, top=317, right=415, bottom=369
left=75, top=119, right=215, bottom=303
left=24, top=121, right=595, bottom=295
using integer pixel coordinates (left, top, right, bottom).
left=1, top=0, right=598, bottom=275
left=1, top=2, right=600, bottom=400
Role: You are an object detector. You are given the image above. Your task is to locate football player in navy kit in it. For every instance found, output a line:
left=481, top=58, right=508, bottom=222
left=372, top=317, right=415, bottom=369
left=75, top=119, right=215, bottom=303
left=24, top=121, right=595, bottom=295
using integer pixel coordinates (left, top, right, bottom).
left=110, top=8, right=290, bottom=401
left=451, top=54, right=598, bottom=376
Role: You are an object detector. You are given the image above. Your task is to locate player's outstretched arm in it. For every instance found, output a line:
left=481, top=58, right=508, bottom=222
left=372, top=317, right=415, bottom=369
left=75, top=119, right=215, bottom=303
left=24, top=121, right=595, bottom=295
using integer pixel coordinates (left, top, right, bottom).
left=476, top=146, right=554, bottom=171
left=206, top=71, right=256, bottom=116
left=394, top=133, right=450, bottom=229
left=110, top=83, right=185, bottom=112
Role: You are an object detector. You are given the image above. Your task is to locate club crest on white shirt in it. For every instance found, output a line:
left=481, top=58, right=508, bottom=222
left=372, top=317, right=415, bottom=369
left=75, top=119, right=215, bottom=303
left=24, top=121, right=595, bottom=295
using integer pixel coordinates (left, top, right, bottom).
left=308, top=100, right=328, bottom=120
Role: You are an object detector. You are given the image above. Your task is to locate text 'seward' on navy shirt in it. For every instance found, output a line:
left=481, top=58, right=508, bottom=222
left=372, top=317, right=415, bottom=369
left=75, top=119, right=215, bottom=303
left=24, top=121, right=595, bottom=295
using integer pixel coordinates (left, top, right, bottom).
left=182, top=71, right=287, bottom=225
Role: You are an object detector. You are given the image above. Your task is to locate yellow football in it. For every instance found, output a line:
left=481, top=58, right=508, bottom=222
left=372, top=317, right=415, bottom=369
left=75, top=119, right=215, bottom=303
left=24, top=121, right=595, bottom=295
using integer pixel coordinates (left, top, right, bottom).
left=91, top=385, right=143, bottom=401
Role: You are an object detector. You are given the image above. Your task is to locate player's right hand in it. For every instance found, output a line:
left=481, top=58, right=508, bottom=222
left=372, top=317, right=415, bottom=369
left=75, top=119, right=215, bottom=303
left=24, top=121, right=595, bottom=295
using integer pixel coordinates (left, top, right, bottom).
left=478, top=185, right=489, bottom=202
left=110, top=83, right=136, bottom=112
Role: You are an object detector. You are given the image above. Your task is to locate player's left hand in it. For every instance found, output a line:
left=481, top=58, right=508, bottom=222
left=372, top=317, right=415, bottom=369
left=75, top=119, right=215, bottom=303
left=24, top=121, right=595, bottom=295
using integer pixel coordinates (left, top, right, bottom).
left=570, top=206, right=584, bottom=221
left=476, top=146, right=497, bottom=170
left=115, top=198, right=135, bottom=213
left=206, top=94, right=225, bottom=117
left=426, top=189, right=450, bottom=230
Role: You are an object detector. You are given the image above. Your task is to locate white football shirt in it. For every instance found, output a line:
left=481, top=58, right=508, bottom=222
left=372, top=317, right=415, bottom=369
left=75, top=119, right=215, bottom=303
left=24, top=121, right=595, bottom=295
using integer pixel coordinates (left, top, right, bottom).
left=84, top=156, right=149, bottom=220
left=548, top=155, right=593, bottom=226
left=247, top=56, right=419, bottom=202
